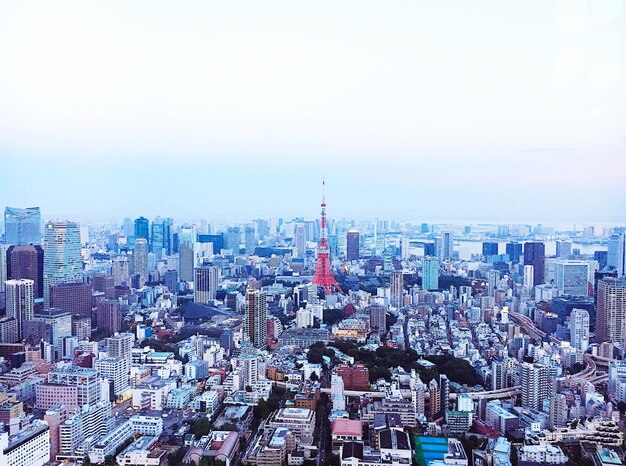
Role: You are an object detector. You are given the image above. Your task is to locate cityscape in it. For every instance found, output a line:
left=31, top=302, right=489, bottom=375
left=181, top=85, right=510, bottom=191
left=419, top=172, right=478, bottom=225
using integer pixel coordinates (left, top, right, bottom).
left=0, top=198, right=625, bottom=466
left=1, top=2, right=626, bottom=466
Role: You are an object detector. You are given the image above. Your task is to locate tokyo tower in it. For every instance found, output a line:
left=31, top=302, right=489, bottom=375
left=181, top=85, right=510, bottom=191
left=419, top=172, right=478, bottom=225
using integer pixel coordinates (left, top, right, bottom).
left=312, top=181, right=342, bottom=294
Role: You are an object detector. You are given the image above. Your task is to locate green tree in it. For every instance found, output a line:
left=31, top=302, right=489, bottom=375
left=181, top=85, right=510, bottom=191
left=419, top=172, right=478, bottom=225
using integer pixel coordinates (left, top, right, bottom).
left=83, top=456, right=91, bottom=466
left=310, top=372, right=319, bottom=382
left=200, top=457, right=210, bottom=466
left=253, top=399, right=270, bottom=420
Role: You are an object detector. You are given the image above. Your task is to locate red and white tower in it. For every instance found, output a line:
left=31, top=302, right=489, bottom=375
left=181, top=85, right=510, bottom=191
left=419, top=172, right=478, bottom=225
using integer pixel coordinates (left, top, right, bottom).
left=312, top=181, right=342, bottom=294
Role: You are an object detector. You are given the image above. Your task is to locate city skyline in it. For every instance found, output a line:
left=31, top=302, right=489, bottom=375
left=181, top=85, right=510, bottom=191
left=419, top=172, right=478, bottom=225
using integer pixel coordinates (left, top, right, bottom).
left=1, top=1, right=625, bottom=222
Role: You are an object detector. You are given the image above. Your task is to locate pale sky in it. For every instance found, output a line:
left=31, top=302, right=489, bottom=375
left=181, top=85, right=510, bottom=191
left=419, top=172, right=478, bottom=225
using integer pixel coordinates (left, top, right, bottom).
left=0, top=1, right=625, bottom=223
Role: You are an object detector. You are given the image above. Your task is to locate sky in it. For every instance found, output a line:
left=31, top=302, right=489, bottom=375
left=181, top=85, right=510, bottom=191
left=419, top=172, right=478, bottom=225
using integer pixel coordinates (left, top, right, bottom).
left=0, top=1, right=625, bottom=224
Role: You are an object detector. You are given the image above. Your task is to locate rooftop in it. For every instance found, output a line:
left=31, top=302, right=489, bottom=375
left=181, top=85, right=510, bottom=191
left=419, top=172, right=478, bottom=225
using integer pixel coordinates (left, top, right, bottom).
left=332, top=419, right=362, bottom=437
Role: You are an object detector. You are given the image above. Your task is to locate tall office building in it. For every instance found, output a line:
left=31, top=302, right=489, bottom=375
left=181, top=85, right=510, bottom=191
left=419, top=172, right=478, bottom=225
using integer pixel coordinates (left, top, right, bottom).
left=4, top=207, right=41, bottom=245
left=556, top=240, right=572, bottom=259
left=34, top=307, right=72, bottom=360
left=245, top=290, right=267, bottom=347
left=569, top=308, right=590, bottom=351
left=400, top=237, right=410, bottom=260
left=133, top=238, right=148, bottom=286
left=50, top=282, right=92, bottom=317
left=555, top=260, right=589, bottom=296
left=5, top=278, right=34, bottom=340
left=441, top=232, right=453, bottom=260
left=194, top=265, right=219, bottom=304
left=150, top=218, right=165, bottom=259
left=607, top=233, right=626, bottom=275
left=596, top=277, right=626, bottom=346
left=134, top=217, right=149, bottom=240
left=111, top=255, right=130, bottom=286
left=226, top=227, right=241, bottom=253
left=482, top=242, right=499, bottom=258
left=244, top=226, right=256, bottom=255
left=421, top=256, right=439, bottom=291
left=366, top=304, right=387, bottom=333
left=98, top=300, right=122, bottom=335
left=6, top=244, right=44, bottom=299
left=523, top=242, right=545, bottom=285
left=178, top=226, right=195, bottom=282
left=294, top=224, right=306, bottom=258
left=487, top=269, right=500, bottom=297
left=505, top=242, right=523, bottom=264
left=521, top=363, right=548, bottom=411
left=346, top=230, right=359, bottom=261
left=0, top=244, right=5, bottom=293
left=390, top=271, right=404, bottom=308
left=43, top=221, right=83, bottom=306
left=523, top=265, right=534, bottom=289
left=549, top=393, right=568, bottom=429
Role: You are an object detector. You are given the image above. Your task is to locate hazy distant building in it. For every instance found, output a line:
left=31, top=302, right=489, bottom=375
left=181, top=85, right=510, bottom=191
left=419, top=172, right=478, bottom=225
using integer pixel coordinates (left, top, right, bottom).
left=482, top=242, right=499, bottom=258
left=245, top=290, right=267, bottom=347
left=5, top=279, right=34, bottom=340
left=43, top=221, right=83, bottom=306
left=4, top=207, right=41, bottom=245
left=346, top=230, right=359, bottom=261
left=226, top=227, right=241, bottom=254
left=506, top=242, right=523, bottom=264
left=524, top=242, right=545, bottom=285
left=244, top=226, right=256, bottom=255
left=134, top=217, right=149, bottom=240
left=556, top=240, right=572, bottom=259
left=178, top=227, right=195, bottom=282
left=294, top=224, right=306, bottom=258
left=6, top=244, right=44, bottom=299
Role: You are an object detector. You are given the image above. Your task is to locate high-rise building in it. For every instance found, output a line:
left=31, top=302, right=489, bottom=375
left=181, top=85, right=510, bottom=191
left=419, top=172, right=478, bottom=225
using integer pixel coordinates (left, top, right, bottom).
left=194, top=265, right=219, bottom=304
left=399, top=237, right=410, bottom=260
left=482, top=242, right=499, bottom=258
left=6, top=244, right=44, bottom=299
left=244, top=226, right=256, bottom=255
left=549, top=394, right=568, bottom=429
left=34, top=307, right=72, bottom=360
left=0, top=244, right=5, bottom=294
left=245, top=290, right=267, bottom=347
left=505, top=242, right=523, bottom=264
left=112, top=255, right=130, bottom=287
left=43, top=221, right=83, bottom=306
left=521, top=363, right=548, bottom=411
left=523, top=242, right=545, bottom=285
left=50, top=282, right=92, bottom=318
left=441, top=232, right=453, bottom=260
left=150, top=218, right=165, bottom=259
left=607, top=233, right=626, bottom=275
left=421, top=256, right=439, bottom=291
left=226, top=227, right=241, bottom=254
left=346, top=230, right=360, bottom=261
left=179, top=227, right=195, bottom=282
left=556, top=240, right=572, bottom=259
left=523, top=265, right=534, bottom=289
left=596, top=277, right=626, bottom=346
left=5, top=278, right=34, bottom=340
left=133, top=238, right=148, bottom=286
left=390, top=271, right=403, bottom=308
left=71, top=316, right=91, bottom=341
left=555, top=260, right=589, bottom=296
left=294, top=224, right=306, bottom=258
left=366, top=304, right=387, bottom=333
left=134, top=217, right=149, bottom=241
left=569, top=308, right=590, bottom=351
left=4, top=207, right=41, bottom=245
left=98, top=300, right=122, bottom=335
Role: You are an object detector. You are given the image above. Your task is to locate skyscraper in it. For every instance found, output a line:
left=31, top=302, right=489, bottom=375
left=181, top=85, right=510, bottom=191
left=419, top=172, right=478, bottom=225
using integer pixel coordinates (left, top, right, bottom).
left=569, top=308, right=590, bottom=351
left=294, top=224, right=306, bottom=258
left=50, top=282, right=92, bottom=317
left=555, top=240, right=572, bottom=259
left=523, top=242, right=545, bottom=285
left=150, top=218, right=165, bottom=259
left=596, top=277, right=626, bottom=346
left=482, top=242, right=499, bottom=258
left=523, top=265, right=534, bottom=289
left=134, top=217, right=149, bottom=241
left=226, top=227, right=241, bottom=254
left=346, top=230, right=359, bottom=261
left=4, top=207, right=41, bottom=245
left=244, top=226, right=256, bottom=255
left=5, top=278, right=34, bottom=340
left=421, top=256, right=439, bottom=291
left=98, top=300, right=122, bottom=335
left=0, top=244, right=5, bottom=294
left=6, top=244, right=44, bottom=299
left=607, top=233, right=626, bottom=274
left=194, top=265, right=219, bottom=304
left=390, top=271, right=403, bottom=308
left=34, top=307, right=72, bottom=360
left=521, top=363, right=548, bottom=411
left=505, top=242, right=523, bottom=264
left=245, top=289, right=267, bottom=347
left=43, top=221, right=83, bottom=306
left=133, top=238, right=148, bottom=286
left=555, top=260, right=590, bottom=296
left=178, top=226, right=195, bottom=282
